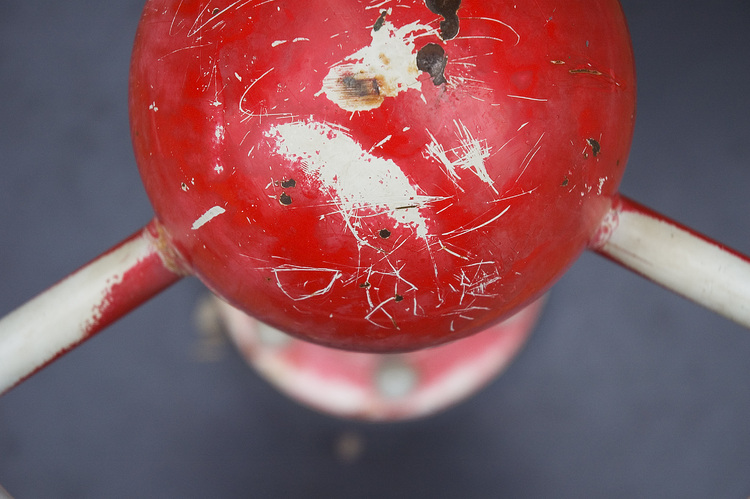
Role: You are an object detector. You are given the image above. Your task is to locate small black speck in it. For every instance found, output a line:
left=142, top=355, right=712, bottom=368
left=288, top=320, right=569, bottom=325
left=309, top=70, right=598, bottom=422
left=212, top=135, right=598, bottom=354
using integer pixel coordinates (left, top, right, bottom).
left=281, top=178, right=296, bottom=189
left=212, top=7, right=220, bottom=14
left=360, top=282, right=371, bottom=289
left=374, top=10, right=387, bottom=31
left=395, top=294, right=404, bottom=302
left=279, top=193, right=292, bottom=206
left=379, top=228, right=392, bottom=239
left=562, top=176, right=569, bottom=187
left=587, top=138, right=601, bottom=157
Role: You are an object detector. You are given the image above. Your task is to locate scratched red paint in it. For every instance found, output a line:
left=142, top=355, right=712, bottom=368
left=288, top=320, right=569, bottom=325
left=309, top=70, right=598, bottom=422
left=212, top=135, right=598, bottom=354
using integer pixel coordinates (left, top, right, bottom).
left=129, top=0, right=637, bottom=352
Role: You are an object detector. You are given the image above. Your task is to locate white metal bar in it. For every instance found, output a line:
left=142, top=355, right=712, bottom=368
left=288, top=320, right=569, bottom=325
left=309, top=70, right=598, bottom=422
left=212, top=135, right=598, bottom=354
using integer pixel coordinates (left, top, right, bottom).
left=0, top=223, right=182, bottom=394
left=595, top=196, right=750, bottom=328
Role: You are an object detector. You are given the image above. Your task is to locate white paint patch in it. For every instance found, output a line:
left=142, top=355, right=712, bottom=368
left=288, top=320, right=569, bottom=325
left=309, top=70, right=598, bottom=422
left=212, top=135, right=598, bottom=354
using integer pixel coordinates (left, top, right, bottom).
left=266, top=121, right=443, bottom=241
left=192, top=206, right=226, bottom=230
left=317, top=18, right=435, bottom=111
left=425, top=120, right=495, bottom=192
left=214, top=124, right=225, bottom=141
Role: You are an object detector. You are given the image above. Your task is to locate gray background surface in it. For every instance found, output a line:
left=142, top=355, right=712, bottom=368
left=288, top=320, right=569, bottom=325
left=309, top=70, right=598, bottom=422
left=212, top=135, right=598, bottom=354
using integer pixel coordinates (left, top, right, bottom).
left=1, top=1, right=750, bottom=497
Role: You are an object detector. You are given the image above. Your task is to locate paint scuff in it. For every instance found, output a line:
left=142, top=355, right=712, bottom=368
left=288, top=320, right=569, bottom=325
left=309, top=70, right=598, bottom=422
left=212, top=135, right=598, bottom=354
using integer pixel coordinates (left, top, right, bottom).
left=425, top=120, right=495, bottom=193
left=266, top=120, right=445, bottom=242
left=317, top=16, right=436, bottom=112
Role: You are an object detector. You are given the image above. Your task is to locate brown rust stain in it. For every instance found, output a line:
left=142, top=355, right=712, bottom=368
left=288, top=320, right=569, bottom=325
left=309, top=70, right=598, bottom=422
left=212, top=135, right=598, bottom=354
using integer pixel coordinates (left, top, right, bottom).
left=334, top=72, right=387, bottom=109
left=569, top=68, right=604, bottom=76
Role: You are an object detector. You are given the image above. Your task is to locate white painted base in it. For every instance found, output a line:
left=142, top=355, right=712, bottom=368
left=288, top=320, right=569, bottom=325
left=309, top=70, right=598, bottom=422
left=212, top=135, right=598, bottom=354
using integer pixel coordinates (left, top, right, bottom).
left=210, top=296, right=544, bottom=421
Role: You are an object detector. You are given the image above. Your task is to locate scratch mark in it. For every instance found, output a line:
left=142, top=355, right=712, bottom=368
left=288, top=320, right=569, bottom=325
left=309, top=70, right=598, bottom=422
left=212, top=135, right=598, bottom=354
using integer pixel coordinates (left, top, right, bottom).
left=157, top=43, right=213, bottom=61
left=365, top=0, right=392, bottom=9
left=457, top=261, right=502, bottom=304
left=270, top=265, right=343, bottom=301
left=513, top=132, right=545, bottom=187
left=425, top=120, right=495, bottom=193
left=187, top=0, right=255, bottom=38
left=442, top=205, right=511, bottom=240
left=453, top=35, right=505, bottom=44
left=461, top=16, right=521, bottom=46
left=238, top=67, right=275, bottom=117
left=507, top=94, right=548, bottom=102
left=365, top=296, right=398, bottom=329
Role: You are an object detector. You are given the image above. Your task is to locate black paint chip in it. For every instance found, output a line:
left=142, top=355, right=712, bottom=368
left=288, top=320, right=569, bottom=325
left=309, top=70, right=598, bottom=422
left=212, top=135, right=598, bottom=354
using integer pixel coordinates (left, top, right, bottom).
left=417, top=43, right=448, bottom=86
left=424, top=0, right=461, bottom=40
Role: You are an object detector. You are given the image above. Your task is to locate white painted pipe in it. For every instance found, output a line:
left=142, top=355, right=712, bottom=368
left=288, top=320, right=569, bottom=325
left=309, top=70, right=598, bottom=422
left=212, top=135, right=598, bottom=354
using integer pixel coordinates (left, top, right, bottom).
left=594, top=196, right=750, bottom=328
left=0, top=222, right=182, bottom=395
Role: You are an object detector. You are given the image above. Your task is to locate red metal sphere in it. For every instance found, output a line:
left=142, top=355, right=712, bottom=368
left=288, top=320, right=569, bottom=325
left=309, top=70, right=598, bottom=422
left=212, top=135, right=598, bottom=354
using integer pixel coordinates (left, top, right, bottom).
left=129, top=0, right=636, bottom=352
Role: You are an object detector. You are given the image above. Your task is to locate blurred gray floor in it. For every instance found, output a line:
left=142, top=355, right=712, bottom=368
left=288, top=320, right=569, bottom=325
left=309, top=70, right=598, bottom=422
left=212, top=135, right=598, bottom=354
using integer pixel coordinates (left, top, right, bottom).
left=1, top=1, right=750, bottom=497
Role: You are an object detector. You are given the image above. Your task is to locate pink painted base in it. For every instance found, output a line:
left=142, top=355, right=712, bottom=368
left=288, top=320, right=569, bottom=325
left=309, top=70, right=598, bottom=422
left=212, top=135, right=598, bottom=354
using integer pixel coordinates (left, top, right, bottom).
left=213, top=298, right=545, bottom=421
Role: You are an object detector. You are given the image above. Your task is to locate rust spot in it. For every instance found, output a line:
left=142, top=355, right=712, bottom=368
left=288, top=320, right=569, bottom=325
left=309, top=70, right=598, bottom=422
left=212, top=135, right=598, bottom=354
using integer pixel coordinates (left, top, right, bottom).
left=569, top=68, right=603, bottom=76
left=281, top=178, right=296, bottom=188
left=334, top=73, right=385, bottom=109
left=416, top=43, right=448, bottom=85
left=587, top=138, right=601, bottom=157
left=360, top=282, right=371, bottom=289
left=279, top=193, right=292, bottom=205
left=425, top=0, right=461, bottom=40
left=342, top=74, right=380, bottom=97
left=394, top=294, right=404, bottom=302
left=379, top=229, right=392, bottom=239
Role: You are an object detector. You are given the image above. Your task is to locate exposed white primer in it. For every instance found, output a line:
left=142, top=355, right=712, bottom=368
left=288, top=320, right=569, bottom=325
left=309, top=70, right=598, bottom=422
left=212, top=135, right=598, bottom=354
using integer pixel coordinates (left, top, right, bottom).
left=266, top=121, right=444, bottom=241
left=317, top=17, right=436, bottom=111
left=192, top=206, right=226, bottom=230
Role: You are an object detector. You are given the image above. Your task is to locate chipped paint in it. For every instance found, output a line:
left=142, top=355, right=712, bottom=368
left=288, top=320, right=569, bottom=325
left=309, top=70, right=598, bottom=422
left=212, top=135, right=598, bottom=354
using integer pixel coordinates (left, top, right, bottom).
left=267, top=120, right=445, bottom=241
left=192, top=206, right=226, bottom=230
left=0, top=224, right=181, bottom=394
left=317, top=17, right=435, bottom=112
